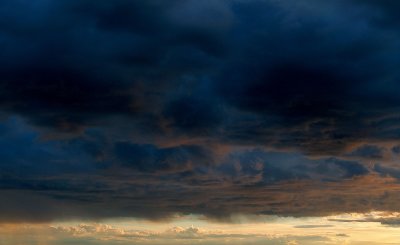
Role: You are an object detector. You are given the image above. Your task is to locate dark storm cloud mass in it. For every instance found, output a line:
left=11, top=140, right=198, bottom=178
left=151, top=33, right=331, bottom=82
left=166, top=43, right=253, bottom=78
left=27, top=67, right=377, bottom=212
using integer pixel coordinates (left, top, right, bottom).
left=1, top=0, right=400, bottom=222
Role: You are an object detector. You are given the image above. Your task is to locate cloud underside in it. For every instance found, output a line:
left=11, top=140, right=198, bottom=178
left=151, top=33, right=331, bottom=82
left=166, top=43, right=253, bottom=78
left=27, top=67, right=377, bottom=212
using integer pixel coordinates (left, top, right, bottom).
left=1, top=0, right=400, bottom=222
left=1, top=174, right=399, bottom=222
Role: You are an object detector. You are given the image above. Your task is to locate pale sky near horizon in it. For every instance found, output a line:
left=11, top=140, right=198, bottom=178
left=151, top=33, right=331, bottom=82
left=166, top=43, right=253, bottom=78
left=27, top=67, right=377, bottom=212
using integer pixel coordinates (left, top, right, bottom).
left=2, top=213, right=400, bottom=245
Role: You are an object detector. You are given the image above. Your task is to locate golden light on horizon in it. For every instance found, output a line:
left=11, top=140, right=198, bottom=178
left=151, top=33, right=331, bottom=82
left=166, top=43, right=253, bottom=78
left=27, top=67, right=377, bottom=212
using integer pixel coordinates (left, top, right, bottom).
left=1, top=212, right=400, bottom=245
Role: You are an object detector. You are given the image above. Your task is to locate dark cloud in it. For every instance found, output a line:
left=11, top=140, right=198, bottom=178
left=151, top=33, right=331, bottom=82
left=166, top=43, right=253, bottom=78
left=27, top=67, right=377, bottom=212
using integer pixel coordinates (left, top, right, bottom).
left=329, top=212, right=400, bottom=227
left=319, top=158, right=369, bottom=179
left=347, top=145, right=385, bottom=159
left=0, top=0, right=400, bottom=222
left=294, top=225, right=334, bottom=229
left=352, top=0, right=400, bottom=28
left=162, top=93, right=223, bottom=136
left=392, top=146, right=400, bottom=154
left=215, top=0, right=400, bottom=154
left=0, top=0, right=229, bottom=132
left=114, top=142, right=214, bottom=173
left=374, top=164, right=400, bottom=179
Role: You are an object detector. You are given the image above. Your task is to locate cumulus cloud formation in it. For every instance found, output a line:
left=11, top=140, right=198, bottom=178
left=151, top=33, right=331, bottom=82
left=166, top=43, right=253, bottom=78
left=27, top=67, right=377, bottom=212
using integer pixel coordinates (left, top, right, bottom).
left=1, top=0, right=400, bottom=222
left=0, top=222, right=337, bottom=245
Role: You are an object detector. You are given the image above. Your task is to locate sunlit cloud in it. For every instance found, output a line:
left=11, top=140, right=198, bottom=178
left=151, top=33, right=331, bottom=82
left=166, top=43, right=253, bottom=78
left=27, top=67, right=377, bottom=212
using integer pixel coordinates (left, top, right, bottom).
left=3, top=214, right=400, bottom=245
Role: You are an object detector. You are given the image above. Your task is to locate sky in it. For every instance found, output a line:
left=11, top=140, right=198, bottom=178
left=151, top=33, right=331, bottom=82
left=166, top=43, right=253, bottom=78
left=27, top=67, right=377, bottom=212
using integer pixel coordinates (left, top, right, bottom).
left=1, top=0, right=400, bottom=244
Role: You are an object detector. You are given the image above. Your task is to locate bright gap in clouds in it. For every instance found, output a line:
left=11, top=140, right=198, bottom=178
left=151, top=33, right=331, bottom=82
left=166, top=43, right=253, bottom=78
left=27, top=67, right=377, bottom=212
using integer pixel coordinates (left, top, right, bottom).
left=2, top=213, right=400, bottom=245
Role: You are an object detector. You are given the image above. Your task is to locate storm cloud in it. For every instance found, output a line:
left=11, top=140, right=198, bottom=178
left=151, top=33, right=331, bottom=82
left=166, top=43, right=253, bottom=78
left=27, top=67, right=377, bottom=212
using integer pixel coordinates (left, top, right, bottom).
left=1, top=0, right=400, bottom=222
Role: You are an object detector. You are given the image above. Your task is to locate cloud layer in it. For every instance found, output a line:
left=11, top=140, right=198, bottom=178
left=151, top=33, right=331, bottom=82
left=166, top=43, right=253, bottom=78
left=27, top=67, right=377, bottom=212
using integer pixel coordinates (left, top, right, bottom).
left=1, top=0, right=400, bottom=222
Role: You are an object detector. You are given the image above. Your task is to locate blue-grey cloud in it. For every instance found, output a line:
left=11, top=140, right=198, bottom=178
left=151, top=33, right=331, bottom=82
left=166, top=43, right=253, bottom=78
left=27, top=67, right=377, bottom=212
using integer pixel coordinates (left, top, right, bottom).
left=347, top=145, right=385, bottom=159
left=0, top=0, right=400, bottom=222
